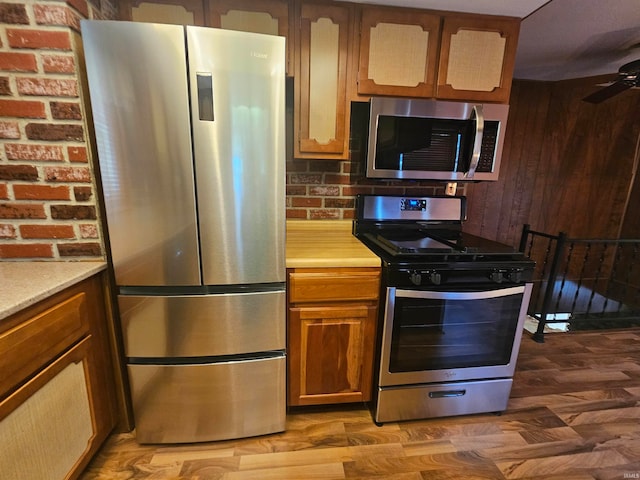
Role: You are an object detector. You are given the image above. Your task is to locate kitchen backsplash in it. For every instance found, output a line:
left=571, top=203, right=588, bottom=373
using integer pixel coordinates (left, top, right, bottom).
left=286, top=158, right=458, bottom=220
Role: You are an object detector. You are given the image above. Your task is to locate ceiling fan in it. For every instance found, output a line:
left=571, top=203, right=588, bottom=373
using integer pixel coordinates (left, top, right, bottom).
left=582, top=58, right=640, bottom=103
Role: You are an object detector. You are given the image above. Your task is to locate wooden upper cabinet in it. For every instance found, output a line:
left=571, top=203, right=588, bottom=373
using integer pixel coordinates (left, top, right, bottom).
left=294, top=2, right=352, bottom=159
left=207, top=0, right=293, bottom=75
left=357, top=7, right=441, bottom=98
left=124, top=0, right=206, bottom=25
left=436, top=15, right=520, bottom=103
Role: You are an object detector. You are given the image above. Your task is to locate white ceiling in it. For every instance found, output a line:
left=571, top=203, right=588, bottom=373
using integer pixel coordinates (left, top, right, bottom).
left=347, top=0, right=640, bottom=81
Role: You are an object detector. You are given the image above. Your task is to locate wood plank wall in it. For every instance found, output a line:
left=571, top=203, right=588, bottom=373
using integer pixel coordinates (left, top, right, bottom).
left=464, top=77, right=640, bottom=247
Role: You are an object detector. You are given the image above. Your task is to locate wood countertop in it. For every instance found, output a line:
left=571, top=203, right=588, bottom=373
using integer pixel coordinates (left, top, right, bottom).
left=286, top=220, right=380, bottom=269
left=0, top=261, right=107, bottom=320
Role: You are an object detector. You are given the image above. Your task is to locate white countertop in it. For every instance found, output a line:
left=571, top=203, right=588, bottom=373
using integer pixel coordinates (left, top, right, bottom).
left=0, top=261, right=107, bottom=320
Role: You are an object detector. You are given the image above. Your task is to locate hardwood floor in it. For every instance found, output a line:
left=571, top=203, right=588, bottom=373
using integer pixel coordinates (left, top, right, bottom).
left=81, top=329, right=640, bottom=480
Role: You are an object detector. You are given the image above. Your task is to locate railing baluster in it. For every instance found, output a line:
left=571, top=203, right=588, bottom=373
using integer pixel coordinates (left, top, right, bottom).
left=534, top=232, right=567, bottom=343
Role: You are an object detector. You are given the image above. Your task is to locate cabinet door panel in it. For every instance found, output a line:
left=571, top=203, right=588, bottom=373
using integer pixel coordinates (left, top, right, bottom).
left=288, top=304, right=376, bottom=406
left=126, top=0, right=206, bottom=25
left=437, top=15, right=520, bottom=103
left=0, top=338, right=94, bottom=480
left=295, top=2, right=351, bottom=158
left=207, top=0, right=292, bottom=75
left=358, top=7, right=440, bottom=97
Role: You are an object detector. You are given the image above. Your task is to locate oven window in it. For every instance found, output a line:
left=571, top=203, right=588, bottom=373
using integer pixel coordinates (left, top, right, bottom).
left=388, top=290, right=523, bottom=372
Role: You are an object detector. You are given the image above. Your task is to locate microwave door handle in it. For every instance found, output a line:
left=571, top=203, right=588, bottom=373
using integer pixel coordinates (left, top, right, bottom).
left=464, top=105, right=484, bottom=179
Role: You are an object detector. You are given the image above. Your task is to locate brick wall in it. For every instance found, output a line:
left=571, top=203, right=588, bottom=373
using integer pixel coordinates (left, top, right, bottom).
left=0, top=0, right=116, bottom=260
left=286, top=159, right=464, bottom=220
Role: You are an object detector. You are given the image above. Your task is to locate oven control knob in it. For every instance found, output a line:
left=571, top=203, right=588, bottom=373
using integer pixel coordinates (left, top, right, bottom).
left=429, top=272, right=442, bottom=285
left=409, top=271, right=422, bottom=285
left=507, top=269, right=523, bottom=283
left=490, top=270, right=504, bottom=283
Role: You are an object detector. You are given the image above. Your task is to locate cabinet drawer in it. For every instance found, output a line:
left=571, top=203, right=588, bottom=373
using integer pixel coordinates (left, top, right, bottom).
left=0, top=292, right=88, bottom=397
left=289, top=269, right=380, bottom=303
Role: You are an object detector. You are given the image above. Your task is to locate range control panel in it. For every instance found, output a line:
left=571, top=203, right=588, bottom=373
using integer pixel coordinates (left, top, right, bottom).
left=391, top=266, right=533, bottom=287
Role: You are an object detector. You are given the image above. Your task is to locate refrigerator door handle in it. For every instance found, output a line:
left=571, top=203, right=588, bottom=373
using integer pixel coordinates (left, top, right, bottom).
left=196, top=72, right=214, bottom=121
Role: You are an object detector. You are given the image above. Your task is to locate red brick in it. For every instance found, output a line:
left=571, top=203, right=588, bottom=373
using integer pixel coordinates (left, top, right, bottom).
left=325, top=198, right=355, bottom=208
left=0, top=77, right=11, bottom=95
left=0, top=52, right=37, bottom=72
left=67, top=0, right=90, bottom=18
left=309, top=209, right=340, bottom=219
left=33, top=5, right=80, bottom=30
left=292, top=197, right=322, bottom=208
left=57, top=242, right=101, bottom=257
left=0, top=121, right=20, bottom=139
left=73, top=186, right=92, bottom=201
left=342, top=185, right=374, bottom=196
left=0, top=243, right=54, bottom=258
left=324, top=174, right=351, bottom=185
left=50, top=204, right=96, bottom=219
left=0, top=203, right=46, bottom=219
left=42, top=54, right=75, bottom=74
left=0, top=165, right=39, bottom=181
left=0, top=183, right=7, bottom=199
left=13, top=184, right=71, bottom=200
left=45, top=166, right=91, bottom=183
left=0, top=99, right=46, bottom=118
left=26, top=123, right=84, bottom=141
left=17, top=78, right=78, bottom=97
left=7, top=29, right=72, bottom=50
left=67, top=146, right=87, bottom=162
left=309, top=186, right=340, bottom=196
left=286, top=185, right=306, bottom=195
left=0, top=223, right=16, bottom=238
left=20, top=224, right=76, bottom=239
left=0, top=4, right=29, bottom=24
left=51, top=101, right=82, bottom=120
left=79, top=223, right=98, bottom=239
left=6, top=143, right=65, bottom=162
left=289, top=173, right=323, bottom=184
left=286, top=209, right=308, bottom=219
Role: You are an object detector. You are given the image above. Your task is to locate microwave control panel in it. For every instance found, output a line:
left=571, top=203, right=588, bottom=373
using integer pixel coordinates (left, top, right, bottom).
left=477, top=121, right=500, bottom=172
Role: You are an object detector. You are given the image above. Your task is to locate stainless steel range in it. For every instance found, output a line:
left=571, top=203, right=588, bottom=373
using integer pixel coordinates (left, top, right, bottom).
left=353, top=194, right=534, bottom=424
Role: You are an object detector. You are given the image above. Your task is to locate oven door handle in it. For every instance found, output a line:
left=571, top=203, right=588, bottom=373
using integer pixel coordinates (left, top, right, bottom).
left=394, top=285, right=525, bottom=301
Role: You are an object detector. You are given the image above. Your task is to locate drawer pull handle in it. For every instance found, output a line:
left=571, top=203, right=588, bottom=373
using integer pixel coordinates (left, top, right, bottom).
left=429, top=389, right=466, bottom=398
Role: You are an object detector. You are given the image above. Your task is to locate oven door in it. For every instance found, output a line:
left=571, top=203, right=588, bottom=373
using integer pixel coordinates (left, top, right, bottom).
left=379, top=283, right=532, bottom=386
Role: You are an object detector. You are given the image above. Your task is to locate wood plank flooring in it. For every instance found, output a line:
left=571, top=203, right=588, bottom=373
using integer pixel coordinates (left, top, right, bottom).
left=80, top=329, right=640, bottom=480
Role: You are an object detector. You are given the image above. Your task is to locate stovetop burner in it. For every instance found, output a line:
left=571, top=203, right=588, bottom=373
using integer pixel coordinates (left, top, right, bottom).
left=353, top=194, right=535, bottom=279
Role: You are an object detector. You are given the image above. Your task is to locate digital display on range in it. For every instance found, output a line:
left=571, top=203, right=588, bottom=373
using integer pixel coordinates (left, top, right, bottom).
left=400, top=198, right=426, bottom=211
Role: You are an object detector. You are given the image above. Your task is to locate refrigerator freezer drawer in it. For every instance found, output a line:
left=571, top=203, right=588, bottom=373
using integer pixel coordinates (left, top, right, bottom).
left=128, top=354, right=285, bottom=443
left=119, top=290, right=285, bottom=358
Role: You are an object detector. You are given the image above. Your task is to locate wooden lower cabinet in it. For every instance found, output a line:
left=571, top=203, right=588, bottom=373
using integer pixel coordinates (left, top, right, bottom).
left=0, top=274, right=118, bottom=480
left=287, top=267, right=380, bottom=406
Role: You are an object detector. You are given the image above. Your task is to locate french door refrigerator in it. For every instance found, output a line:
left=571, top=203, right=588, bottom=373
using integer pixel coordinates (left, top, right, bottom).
left=82, top=20, right=286, bottom=444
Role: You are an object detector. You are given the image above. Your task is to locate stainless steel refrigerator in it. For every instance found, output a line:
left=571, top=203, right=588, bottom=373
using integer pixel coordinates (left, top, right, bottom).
left=81, top=20, right=286, bottom=444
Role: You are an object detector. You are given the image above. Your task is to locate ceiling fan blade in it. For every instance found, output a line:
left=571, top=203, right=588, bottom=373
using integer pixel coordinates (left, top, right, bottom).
left=582, top=80, right=633, bottom=103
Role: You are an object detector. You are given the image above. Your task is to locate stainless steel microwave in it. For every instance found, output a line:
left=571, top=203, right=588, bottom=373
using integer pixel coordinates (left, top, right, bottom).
left=365, top=97, right=509, bottom=181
